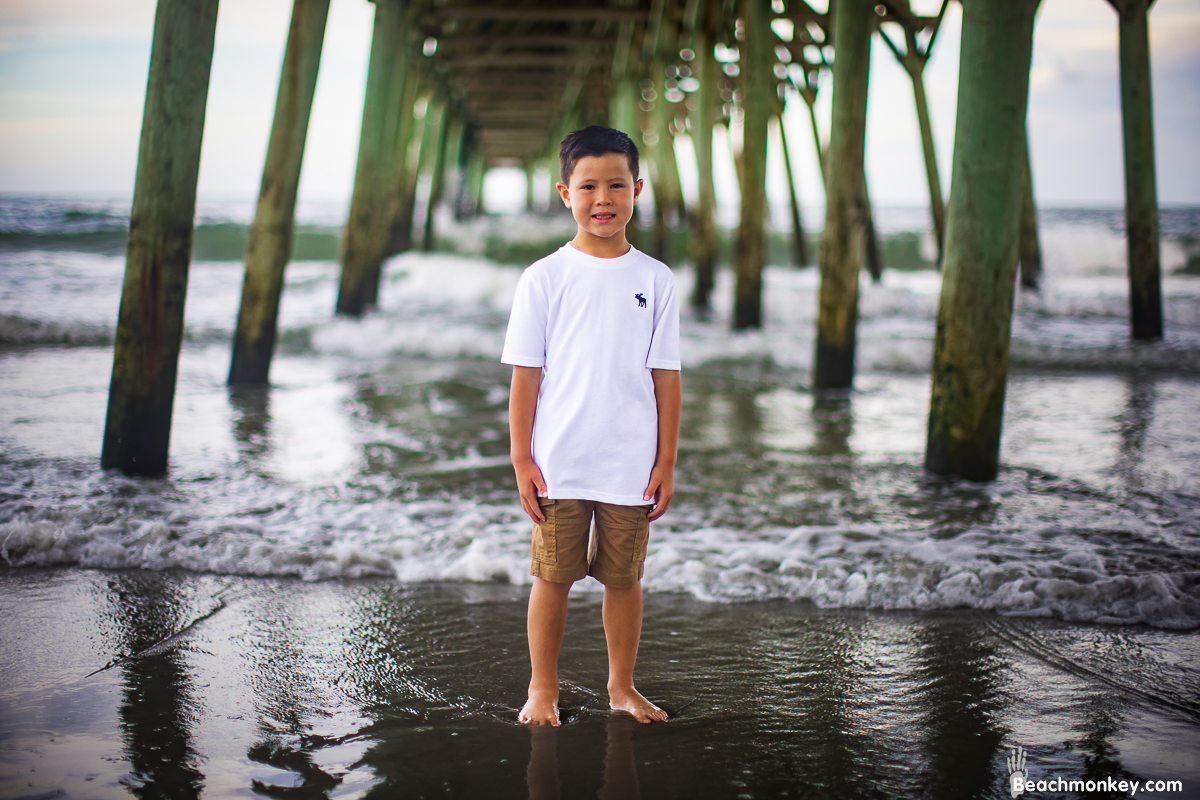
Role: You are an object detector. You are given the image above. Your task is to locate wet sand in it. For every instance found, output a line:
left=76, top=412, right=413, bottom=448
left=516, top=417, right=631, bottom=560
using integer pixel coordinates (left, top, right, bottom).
left=2, top=567, right=1197, bottom=799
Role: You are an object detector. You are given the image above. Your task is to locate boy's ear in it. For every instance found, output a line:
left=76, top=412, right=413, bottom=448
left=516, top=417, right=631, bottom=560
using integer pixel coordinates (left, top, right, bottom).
left=633, top=178, right=643, bottom=202
left=555, top=181, right=571, bottom=207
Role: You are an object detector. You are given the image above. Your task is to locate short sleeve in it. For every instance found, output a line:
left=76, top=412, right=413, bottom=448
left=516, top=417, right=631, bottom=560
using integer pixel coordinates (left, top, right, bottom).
left=645, top=267, right=681, bottom=370
left=501, top=266, right=548, bottom=368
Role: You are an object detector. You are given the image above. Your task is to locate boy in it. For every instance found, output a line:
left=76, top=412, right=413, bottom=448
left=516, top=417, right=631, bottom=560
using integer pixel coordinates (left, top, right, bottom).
left=501, top=126, right=681, bottom=726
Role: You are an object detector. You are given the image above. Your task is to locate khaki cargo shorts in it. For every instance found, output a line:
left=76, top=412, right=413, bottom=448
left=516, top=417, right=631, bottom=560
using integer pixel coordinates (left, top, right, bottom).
left=530, top=498, right=651, bottom=589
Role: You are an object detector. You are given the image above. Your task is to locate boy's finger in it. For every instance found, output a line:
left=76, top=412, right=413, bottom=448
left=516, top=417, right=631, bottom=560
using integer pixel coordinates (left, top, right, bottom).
left=521, top=490, right=546, bottom=522
left=648, top=495, right=671, bottom=521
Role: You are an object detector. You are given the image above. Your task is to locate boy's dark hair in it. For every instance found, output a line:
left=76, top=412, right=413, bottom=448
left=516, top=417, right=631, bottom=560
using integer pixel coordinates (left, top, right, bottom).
left=559, top=126, right=640, bottom=185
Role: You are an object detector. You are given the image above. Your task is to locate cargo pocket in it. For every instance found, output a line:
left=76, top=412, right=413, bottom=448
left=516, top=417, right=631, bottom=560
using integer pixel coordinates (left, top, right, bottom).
left=532, top=498, right=557, bottom=564
left=631, top=508, right=650, bottom=564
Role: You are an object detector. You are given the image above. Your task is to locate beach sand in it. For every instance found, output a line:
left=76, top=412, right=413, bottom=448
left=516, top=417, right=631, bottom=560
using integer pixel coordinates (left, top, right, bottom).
left=2, top=567, right=1197, bottom=799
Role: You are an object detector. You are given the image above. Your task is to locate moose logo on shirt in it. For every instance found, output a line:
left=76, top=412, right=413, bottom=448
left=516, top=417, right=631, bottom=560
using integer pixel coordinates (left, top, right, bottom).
left=634, top=293, right=647, bottom=308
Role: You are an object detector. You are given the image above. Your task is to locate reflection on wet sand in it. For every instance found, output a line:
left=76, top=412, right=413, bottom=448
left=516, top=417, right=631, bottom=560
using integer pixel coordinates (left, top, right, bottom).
left=228, top=386, right=273, bottom=471
left=913, top=614, right=1009, bottom=799
left=4, top=573, right=1198, bottom=799
left=107, top=572, right=205, bottom=799
left=1114, top=374, right=1157, bottom=491
left=525, top=724, right=561, bottom=800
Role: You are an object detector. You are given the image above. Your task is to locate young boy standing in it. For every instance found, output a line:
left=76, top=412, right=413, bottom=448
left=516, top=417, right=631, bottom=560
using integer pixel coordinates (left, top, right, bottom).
left=501, top=126, right=681, bottom=726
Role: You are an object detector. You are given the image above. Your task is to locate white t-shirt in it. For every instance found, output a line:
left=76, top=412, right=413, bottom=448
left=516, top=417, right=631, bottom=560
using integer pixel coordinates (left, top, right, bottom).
left=501, top=243, right=681, bottom=506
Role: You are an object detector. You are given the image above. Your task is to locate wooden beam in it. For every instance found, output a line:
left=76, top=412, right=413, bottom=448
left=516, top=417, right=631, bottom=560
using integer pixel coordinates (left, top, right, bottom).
left=448, top=72, right=576, bottom=86
left=779, top=8, right=938, bottom=27
left=439, top=54, right=608, bottom=68
left=425, top=7, right=649, bottom=22
left=101, top=0, right=220, bottom=475
left=434, top=35, right=616, bottom=48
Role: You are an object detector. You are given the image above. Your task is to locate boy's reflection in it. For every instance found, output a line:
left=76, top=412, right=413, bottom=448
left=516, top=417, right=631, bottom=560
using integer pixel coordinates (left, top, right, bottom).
left=526, top=713, right=641, bottom=800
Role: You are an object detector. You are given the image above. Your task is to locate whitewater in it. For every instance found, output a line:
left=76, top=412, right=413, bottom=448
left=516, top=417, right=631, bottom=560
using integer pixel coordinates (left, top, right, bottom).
left=2, top=195, right=1199, bottom=629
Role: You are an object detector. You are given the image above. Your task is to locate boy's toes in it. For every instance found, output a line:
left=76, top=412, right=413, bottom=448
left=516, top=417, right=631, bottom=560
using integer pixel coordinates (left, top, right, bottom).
left=609, top=688, right=667, bottom=724
left=519, top=691, right=561, bottom=726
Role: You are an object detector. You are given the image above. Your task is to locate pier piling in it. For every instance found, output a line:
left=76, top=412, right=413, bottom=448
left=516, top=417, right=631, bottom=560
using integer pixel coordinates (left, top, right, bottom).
left=1107, top=0, right=1163, bottom=340
left=813, top=0, right=873, bottom=387
left=1018, top=132, right=1042, bottom=290
left=688, top=0, right=718, bottom=309
left=777, top=108, right=809, bottom=268
left=925, top=0, right=1040, bottom=482
left=101, top=0, right=220, bottom=476
left=228, top=0, right=330, bottom=387
left=732, top=0, right=774, bottom=330
left=336, top=0, right=409, bottom=317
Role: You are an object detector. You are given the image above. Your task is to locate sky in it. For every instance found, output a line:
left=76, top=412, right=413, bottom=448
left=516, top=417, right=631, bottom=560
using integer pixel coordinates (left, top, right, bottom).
left=0, top=0, right=1197, bottom=216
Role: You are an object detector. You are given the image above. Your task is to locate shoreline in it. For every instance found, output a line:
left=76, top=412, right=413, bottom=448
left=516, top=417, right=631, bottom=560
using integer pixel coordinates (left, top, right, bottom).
left=2, top=567, right=1197, bottom=799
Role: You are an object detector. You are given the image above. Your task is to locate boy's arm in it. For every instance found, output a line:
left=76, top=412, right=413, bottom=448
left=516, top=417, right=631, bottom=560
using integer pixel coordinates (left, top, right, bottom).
left=509, top=365, right=548, bottom=524
left=644, top=369, right=681, bottom=522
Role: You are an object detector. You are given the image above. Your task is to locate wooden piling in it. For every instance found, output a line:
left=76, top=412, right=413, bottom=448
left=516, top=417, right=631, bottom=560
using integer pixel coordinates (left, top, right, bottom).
left=653, top=88, right=686, bottom=230
left=925, top=0, right=1039, bottom=482
left=336, top=0, right=408, bottom=317
left=878, top=0, right=949, bottom=265
left=777, top=109, right=809, bottom=267
left=422, top=102, right=451, bottom=252
left=1107, top=0, right=1162, bottom=340
left=688, top=1, right=718, bottom=309
left=864, top=172, right=884, bottom=283
left=228, top=0, right=330, bottom=387
left=732, top=0, right=774, bottom=330
left=1018, top=132, right=1042, bottom=289
left=813, top=0, right=873, bottom=386
left=101, top=0, right=220, bottom=475
left=385, top=67, right=422, bottom=255
left=524, top=158, right=535, bottom=213
left=912, top=64, right=946, bottom=265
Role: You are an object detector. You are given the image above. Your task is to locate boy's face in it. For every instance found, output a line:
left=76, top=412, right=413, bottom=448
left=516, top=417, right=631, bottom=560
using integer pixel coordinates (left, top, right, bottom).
left=556, top=152, right=643, bottom=244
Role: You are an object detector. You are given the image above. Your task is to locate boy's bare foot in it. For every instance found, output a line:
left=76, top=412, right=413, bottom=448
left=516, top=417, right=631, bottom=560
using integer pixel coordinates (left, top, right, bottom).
left=519, top=688, right=561, bottom=726
left=608, top=685, right=667, bottom=724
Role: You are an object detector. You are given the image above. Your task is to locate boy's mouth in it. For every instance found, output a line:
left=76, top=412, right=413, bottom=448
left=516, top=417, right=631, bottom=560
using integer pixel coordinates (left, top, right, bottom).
left=592, top=213, right=616, bottom=221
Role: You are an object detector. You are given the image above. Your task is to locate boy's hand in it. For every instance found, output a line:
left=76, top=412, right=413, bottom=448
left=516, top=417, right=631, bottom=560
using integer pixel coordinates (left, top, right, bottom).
left=643, top=463, right=674, bottom=522
left=514, top=457, right=548, bottom=524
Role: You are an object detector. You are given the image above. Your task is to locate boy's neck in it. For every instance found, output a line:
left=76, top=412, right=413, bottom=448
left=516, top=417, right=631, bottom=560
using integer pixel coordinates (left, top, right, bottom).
left=570, top=229, right=632, bottom=259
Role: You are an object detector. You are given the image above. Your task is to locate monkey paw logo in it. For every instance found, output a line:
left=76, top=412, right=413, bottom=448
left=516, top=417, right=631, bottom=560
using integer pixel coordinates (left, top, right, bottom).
left=1007, top=746, right=1029, bottom=797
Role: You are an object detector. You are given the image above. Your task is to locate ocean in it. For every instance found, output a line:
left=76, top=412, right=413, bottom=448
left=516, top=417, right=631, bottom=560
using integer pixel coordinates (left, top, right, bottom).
left=1, top=194, right=1199, bottom=798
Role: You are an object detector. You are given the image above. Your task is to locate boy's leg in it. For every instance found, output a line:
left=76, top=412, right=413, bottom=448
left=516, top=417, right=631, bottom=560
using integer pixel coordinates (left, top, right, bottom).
left=603, top=581, right=667, bottom=723
left=521, top=576, right=572, bottom=726
left=522, top=498, right=592, bottom=726
left=590, top=502, right=667, bottom=724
